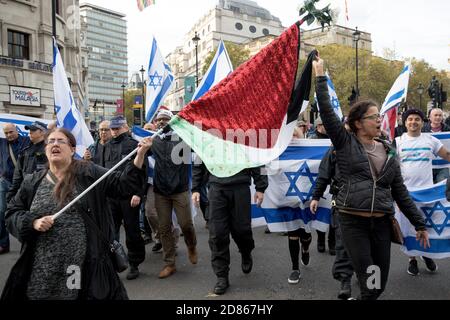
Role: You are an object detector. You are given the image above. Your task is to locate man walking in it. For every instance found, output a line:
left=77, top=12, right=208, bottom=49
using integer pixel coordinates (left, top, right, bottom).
left=103, top=116, right=146, bottom=280
left=7, top=121, right=47, bottom=202
left=192, top=162, right=268, bottom=295
left=148, top=109, right=198, bottom=279
left=395, top=109, right=450, bottom=276
left=0, top=123, right=29, bottom=254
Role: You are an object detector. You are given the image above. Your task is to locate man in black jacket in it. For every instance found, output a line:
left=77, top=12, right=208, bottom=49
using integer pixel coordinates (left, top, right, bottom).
left=7, top=121, right=47, bottom=202
left=102, top=116, right=145, bottom=280
left=310, top=147, right=354, bottom=299
left=192, top=162, right=268, bottom=295
left=148, top=109, right=198, bottom=279
left=309, top=116, right=335, bottom=254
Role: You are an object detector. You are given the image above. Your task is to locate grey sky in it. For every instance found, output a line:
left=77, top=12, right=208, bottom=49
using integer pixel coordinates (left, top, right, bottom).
left=85, top=0, right=449, bottom=76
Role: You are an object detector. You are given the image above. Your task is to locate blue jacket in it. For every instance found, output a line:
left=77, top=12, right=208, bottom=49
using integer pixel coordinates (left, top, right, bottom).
left=0, top=135, right=30, bottom=182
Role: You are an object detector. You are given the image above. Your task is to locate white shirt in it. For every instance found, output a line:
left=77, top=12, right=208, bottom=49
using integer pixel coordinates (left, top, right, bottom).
left=395, top=133, right=443, bottom=188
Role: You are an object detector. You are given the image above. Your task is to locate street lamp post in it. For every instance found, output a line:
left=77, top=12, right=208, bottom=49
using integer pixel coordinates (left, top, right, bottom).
left=352, top=27, right=361, bottom=99
left=192, top=31, right=201, bottom=87
left=417, top=83, right=425, bottom=112
left=121, top=81, right=126, bottom=116
left=139, top=65, right=145, bottom=126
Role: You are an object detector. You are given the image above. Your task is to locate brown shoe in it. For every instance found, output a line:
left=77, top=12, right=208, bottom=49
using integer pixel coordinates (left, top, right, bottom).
left=158, top=265, right=176, bottom=279
left=188, top=247, right=198, bottom=264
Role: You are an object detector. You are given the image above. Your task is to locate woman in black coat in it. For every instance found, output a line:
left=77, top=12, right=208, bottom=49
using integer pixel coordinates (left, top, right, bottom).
left=313, top=56, right=430, bottom=300
left=1, top=128, right=149, bottom=300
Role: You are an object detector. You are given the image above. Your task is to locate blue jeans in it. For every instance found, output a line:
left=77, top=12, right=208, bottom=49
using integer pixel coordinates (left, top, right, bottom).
left=0, top=177, right=11, bottom=248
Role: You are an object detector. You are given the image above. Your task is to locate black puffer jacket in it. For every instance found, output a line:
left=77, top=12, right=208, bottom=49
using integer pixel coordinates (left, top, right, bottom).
left=316, top=76, right=425, bottom=230
left=1, top=161, right=145, bottom=300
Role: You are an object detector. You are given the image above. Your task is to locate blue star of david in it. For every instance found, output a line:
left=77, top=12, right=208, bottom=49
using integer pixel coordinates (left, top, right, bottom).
left=148, top=71, right=163, bottom=90
left=331, top=96, right=340, bottom=110
left=285, top=162, right=318, bottom=203
left=421, top=201, right=450, bottom=235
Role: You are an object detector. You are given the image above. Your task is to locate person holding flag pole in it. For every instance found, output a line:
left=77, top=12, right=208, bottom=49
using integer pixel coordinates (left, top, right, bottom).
left=314, top=54, right=430, bottom=300
left=1, top=129, right=150, bottom=300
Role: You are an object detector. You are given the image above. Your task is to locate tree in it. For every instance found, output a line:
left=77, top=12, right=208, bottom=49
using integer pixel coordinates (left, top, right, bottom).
left=311, top=44, right=449, bottom=115
left=202, top=41, right=250, bottom=74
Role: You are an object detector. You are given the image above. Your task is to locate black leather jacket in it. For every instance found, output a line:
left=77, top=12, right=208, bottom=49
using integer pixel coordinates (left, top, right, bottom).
left=316, top=76, right=425, bottom=230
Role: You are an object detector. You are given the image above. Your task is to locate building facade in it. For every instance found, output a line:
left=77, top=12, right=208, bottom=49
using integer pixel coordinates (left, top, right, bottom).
left=165, top=0, right=285, bottom=111
left=80, top=3, right=127, bottom=122
left=0, top=0, right=87, bottom=120
left=301, top=24, right=372, bottom=52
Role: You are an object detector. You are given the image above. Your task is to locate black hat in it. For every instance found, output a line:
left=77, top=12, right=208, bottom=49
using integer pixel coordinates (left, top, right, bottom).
left=24, top=121, right=48, bottom=131
left=402, top=109, right=425, bottom=124
left=109, top=115, right=127, bottom=129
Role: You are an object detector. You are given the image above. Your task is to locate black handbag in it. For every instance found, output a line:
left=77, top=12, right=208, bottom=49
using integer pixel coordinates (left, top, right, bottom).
left=110, top=240, right=129, bottom=273
left=81, top=210, right=129, bottom=273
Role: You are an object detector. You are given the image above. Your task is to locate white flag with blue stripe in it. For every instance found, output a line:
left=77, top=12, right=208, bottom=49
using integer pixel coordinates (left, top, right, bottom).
left=191, top=40, right=233, bottom=102
left=380, top=64, right=411, bottom=115
left=313, top=72, right=343, bottom=120
left=429, top=132, right=450, bottom=169
left=396, top=181, right=450, bottom=259
left=251, top=139, right=332, bottom=232
left=0, top=113, right=51, bottom=138
left=53, top=39, right=93, bottom=158
left=145, top=36, right=174, bottom=122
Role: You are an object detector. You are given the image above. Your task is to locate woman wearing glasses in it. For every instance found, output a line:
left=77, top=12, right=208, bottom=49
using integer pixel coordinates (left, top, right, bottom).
left=2, top=128, right=149, bottom=300
left=313, top=56, right=430, bottom=300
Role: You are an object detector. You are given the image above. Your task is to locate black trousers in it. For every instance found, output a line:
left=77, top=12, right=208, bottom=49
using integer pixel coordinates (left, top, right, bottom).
left=208, top=184, right=255, bottom=278
left=332, top=209, right=354, bottom=281
left=339, top=213, right=391, bottom=300
left=110, top=198, right=145, bottom=267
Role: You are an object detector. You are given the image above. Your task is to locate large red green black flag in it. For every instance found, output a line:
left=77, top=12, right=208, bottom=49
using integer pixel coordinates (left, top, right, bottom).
left=169, top=22, right=314, bottom=177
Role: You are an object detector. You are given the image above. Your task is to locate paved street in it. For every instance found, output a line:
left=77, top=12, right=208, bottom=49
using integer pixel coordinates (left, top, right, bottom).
left=1, top=214, right=449, bottom=300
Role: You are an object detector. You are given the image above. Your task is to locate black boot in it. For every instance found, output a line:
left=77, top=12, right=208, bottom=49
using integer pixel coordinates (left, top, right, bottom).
left=337, top=278, right=351, bottom=300
left=214, top=277, right=229, bottom=295
left=317, top=231, right=326, bottom=253
left=241, top=252, right=253, bottom=274
left=126, top=265, right=140, bottom=280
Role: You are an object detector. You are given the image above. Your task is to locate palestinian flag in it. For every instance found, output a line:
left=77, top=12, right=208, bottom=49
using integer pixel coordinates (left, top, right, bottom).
left=169, top=22, right=315, bottom=177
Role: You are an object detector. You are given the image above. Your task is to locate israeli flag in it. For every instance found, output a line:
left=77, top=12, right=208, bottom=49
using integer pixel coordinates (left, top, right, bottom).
left=396, top=181, right=450, bottom=259
left=430, top=132, right=450, bottom=169
left=314, top=72, right=343, bottom=120
left=251, top=139, right=333, bottom=232
left=191, top=40, right=233, bottom=101
left=380, top=64, right=411, bottom=115
left=0, top=113, right=51, bottom=138
left=145, top=36, right=174, bottom=122
left=131, top=125, right=156, bottom=142
left=53, top=38, right=93, bottom=158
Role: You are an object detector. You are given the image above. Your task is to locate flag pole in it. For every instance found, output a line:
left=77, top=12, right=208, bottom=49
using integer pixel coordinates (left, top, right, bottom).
left=52, top=128, right=162, bottom=220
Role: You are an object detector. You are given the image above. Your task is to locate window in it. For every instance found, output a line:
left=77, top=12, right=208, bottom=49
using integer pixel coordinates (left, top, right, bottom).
left=55, top=0, right=61, bottom=15
left=262, top=28, right=269, bottom=36
left=230, top=6, right=241, bottom=14
left=8, top=30, right=30, bottom=59
left=235, top=22, right=243, bottom=31
left=249, top=25, right=256, bottom=33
